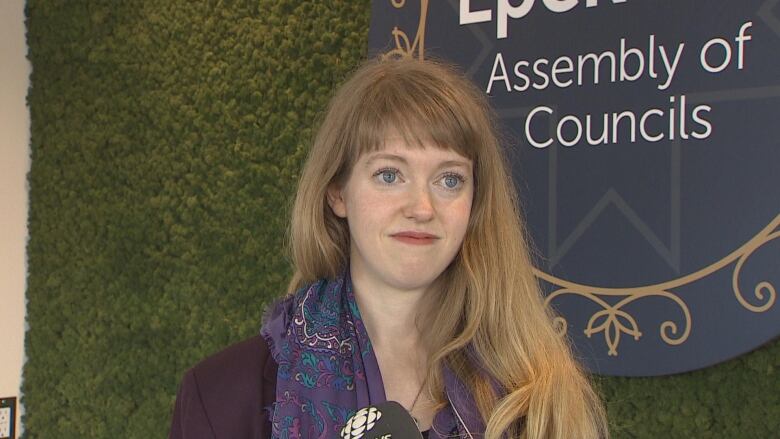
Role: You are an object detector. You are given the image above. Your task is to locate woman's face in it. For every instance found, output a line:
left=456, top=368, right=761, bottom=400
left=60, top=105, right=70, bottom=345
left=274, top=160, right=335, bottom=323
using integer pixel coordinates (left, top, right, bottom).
left=327, top=137, right=474, bottom=293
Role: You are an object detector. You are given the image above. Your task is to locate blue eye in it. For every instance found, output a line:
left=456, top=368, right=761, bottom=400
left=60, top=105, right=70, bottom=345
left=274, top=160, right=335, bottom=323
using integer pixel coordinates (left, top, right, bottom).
left=441, top=173, right=465, bottom=190
left=374, top=168, right=399, bottom=184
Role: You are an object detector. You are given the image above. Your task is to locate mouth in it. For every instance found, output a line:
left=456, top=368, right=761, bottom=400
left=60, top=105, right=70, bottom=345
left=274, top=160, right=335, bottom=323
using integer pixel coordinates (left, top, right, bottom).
left=390, top=231, right=439, bottom=245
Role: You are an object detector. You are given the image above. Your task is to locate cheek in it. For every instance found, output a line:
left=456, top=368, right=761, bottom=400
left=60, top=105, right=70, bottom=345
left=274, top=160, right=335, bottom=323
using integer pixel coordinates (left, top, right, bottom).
left=447, top=198, right=474, bottom=239
left=345, top=192, right=388, bottom=232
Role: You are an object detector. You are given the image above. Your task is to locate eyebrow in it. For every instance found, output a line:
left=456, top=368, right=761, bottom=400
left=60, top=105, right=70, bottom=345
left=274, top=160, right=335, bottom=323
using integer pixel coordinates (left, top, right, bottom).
left=363, top=153, right=471, bottom=169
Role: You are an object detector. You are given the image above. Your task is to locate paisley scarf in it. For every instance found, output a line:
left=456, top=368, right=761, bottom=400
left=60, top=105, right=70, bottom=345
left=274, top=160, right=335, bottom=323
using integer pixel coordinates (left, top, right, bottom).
left=260, top=270, right=485, bottom=438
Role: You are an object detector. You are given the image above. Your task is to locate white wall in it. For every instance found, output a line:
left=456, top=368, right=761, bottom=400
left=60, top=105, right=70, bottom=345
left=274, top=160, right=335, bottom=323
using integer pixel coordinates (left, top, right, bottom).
left=0, top=0, right=30, bottom=435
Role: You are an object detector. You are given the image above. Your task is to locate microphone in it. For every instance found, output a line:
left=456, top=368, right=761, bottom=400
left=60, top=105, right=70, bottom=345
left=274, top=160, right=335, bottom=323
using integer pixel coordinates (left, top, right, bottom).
left=340, top=401, right=423, bottom=439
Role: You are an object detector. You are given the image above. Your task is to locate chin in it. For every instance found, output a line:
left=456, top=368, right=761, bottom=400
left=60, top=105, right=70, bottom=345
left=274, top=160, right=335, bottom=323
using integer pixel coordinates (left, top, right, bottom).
left=388, top=269, right=443, bottom=292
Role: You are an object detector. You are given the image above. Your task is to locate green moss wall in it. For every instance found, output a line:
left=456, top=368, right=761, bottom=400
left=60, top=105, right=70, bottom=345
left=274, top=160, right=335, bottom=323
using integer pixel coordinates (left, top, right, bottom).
left=23, top=1, right=778, bottom=437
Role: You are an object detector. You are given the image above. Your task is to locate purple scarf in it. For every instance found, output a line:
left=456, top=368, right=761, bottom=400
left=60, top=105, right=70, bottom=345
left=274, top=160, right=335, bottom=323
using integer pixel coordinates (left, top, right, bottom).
left=260, top=270, right=485, bottom=438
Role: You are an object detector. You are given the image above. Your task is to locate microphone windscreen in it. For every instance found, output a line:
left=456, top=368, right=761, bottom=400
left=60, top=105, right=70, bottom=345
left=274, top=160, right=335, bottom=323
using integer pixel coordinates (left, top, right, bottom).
left=340, top=400, right=423, bottom=439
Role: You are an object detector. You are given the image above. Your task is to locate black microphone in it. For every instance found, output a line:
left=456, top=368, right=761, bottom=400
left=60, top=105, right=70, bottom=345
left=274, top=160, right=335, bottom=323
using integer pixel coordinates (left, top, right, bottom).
left=340, top=400, right=423, bottom=439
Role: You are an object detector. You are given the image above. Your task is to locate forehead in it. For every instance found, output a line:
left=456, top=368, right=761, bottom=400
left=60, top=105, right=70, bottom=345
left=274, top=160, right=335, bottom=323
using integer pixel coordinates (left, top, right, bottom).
left=359, top=139, right=473, bottom=170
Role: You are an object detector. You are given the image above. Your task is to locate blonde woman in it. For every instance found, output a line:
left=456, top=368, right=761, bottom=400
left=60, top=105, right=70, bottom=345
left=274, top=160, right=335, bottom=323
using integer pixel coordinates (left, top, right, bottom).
left=170, top=58, right=608, bottom=439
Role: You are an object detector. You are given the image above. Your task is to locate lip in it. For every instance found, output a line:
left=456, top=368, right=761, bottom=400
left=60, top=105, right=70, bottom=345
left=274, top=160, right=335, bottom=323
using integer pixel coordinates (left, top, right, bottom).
left=390, top=231, right=439, bottom=245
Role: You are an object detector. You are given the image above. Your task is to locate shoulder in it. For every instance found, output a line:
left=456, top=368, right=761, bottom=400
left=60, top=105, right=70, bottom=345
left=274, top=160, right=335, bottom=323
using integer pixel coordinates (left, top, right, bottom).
left=169, top=335, right=277, bottom=439
left=192, top=335, right=276, bottom=395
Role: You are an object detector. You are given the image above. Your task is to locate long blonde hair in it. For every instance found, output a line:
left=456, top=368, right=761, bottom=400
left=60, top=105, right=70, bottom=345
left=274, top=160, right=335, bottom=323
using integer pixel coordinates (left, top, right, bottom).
left=287, top=58, right=608, bottom=439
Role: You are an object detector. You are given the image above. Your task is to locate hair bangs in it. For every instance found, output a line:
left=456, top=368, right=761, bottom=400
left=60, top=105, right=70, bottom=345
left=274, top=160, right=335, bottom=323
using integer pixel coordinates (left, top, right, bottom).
left=349, top=67, right=478, bottom=168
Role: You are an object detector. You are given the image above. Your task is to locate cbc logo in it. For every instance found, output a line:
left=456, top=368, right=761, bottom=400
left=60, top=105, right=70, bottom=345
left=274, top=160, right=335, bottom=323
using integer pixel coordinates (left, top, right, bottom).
left=340, top=406, right=382, bottom=439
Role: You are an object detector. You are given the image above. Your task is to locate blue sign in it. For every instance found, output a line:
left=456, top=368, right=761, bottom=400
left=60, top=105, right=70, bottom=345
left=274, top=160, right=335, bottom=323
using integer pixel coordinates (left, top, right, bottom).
left=369, top=0, right=780, bottom=376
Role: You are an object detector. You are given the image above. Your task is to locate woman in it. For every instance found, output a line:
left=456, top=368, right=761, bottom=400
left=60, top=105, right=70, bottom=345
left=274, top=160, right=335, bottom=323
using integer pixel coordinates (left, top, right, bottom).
left=170, top=57, right=608, bottom=439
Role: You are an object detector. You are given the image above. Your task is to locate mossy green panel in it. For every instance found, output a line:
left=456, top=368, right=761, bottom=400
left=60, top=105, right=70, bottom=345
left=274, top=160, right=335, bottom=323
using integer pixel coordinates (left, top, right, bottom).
left=24, top=1, right=369, bottom=436
left=23, top=1, right=778, bottom=437
left=599, top=340, right=778, bottom=438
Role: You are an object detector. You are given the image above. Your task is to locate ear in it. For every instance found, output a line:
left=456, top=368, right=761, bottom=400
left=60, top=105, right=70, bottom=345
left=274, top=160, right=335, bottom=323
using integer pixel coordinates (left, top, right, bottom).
left=326, top=183, right=348, bottom=218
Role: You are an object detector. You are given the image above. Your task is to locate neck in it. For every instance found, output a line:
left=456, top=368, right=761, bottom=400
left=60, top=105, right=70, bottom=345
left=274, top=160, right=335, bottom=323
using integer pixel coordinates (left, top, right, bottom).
left=349, top=267, right=425, bottom=351
left=348, top=263, right=433, bottom=428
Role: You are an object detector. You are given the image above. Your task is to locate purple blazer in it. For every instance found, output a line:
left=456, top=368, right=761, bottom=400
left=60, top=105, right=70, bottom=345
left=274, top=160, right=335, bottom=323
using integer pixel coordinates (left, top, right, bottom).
left=168, top=336, right=277, bottom=439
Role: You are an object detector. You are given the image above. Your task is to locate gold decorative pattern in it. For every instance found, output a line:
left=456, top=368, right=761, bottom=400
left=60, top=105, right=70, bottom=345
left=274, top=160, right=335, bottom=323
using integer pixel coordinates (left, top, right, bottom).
left=382, top=0, right=428, bottom=60
left=539, top=214, right=779, bottom=356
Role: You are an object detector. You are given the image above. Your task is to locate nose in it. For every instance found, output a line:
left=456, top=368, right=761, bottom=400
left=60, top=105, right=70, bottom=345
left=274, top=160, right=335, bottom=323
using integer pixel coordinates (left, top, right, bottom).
left=403, top=183, right=435, bottom=222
